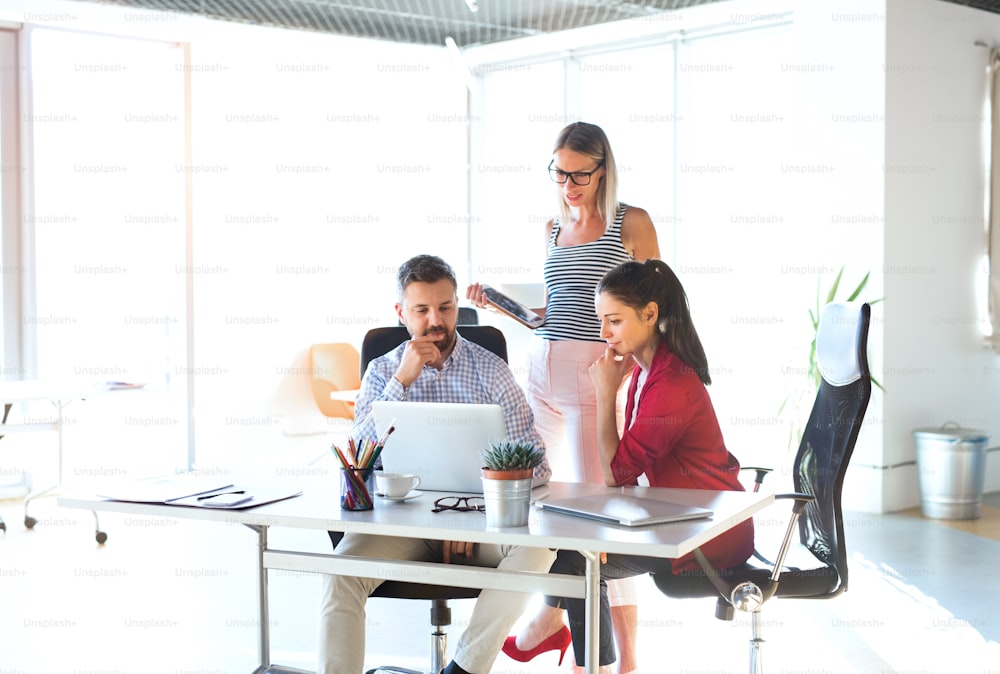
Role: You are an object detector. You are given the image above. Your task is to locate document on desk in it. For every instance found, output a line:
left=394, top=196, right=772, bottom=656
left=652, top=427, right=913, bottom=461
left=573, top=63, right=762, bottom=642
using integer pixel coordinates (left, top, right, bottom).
left=96, top=475, right=236, bottom=503
left=95, top=475, right=303, bottom=510
left=167, top=487, right=303, bottom=510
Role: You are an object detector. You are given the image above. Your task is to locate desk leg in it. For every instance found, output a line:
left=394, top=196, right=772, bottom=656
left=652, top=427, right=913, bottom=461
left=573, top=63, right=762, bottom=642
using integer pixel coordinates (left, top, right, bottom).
left=581, top=551, right=601, bottom=674
left=247, top=524, right=272, bottom=673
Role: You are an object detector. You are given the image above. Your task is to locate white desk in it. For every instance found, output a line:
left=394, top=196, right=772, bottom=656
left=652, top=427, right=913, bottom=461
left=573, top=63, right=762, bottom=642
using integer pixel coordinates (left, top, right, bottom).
left=0, top=380, right=125, bottom=541
left=59, top=481, right=772, bottom=674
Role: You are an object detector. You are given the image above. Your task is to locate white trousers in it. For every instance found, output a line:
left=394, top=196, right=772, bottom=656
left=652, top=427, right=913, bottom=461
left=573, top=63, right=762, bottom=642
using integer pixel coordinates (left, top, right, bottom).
left=318, top=532, right=556, bottom=674
left=526, top=337, right=608, bottom=484
left=526, top=336, right=638, bottom=608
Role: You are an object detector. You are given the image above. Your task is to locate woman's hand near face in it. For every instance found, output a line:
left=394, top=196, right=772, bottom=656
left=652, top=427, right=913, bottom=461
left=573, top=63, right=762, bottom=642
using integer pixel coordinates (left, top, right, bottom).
left=591, top=348, right=631, bottom=486
left=589, top=348, right=634, bottom=397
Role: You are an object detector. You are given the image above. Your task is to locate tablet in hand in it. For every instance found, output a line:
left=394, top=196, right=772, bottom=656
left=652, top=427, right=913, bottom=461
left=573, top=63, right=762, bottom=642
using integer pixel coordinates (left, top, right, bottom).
left=481, top=285, right=544, bottom=329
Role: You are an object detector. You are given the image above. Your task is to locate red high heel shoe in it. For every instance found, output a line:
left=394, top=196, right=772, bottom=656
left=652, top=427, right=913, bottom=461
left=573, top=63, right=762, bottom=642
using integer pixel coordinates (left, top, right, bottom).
left=501, top=625, right=572, bottom=665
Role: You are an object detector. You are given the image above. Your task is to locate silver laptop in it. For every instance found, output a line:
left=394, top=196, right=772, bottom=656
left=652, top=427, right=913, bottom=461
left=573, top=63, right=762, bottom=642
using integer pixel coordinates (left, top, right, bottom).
left=536, top=493, right=713, bottom=527
left=372, top=400, right=507, bottom=493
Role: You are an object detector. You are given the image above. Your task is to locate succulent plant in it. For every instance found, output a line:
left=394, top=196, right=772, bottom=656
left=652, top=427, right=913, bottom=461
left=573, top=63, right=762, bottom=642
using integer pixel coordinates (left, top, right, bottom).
left=481, top=440, right=545, bottom=471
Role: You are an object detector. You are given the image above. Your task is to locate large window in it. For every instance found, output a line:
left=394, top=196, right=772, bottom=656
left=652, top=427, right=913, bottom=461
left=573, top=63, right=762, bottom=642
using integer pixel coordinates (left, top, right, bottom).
left=469, top=21, right=818, bottom=467
left=577, top=44, right=676, bottom=258
left=29, top=27, right=188, bottom=473
left=470, top=60, right=565, bottom=286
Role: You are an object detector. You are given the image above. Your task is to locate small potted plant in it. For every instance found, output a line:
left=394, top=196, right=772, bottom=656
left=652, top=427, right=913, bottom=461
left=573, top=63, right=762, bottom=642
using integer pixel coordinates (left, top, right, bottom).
left=481, top=440, right=544, bottom=527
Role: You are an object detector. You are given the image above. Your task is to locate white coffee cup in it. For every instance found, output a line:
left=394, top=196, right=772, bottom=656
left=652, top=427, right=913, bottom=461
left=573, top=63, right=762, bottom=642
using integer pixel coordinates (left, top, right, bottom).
left=375, top=472, right=421, bottom=499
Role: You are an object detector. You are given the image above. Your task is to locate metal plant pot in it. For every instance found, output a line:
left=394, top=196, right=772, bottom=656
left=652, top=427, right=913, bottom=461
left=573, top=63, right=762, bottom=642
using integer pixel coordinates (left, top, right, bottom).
left=481, top=468, right=533, bottom=527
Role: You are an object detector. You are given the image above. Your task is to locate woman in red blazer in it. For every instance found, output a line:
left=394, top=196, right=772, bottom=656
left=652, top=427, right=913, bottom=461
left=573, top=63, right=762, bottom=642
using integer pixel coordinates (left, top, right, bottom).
left=503, top=259, right=754, bottom=673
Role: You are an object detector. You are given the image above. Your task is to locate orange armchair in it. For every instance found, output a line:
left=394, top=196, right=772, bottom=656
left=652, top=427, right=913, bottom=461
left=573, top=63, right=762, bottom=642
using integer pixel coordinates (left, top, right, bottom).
left=308, top=343, right=361, bottom=419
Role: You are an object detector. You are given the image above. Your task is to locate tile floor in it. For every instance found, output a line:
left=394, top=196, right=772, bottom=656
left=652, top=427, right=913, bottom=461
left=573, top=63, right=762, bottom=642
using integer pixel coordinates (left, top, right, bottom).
left=1, top=488, right=998, bottom=674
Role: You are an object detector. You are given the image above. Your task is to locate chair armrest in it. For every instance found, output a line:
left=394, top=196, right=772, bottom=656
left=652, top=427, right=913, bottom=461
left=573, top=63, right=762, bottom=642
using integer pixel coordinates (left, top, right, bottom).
left=774, top=492, right=814, bottom=505
left=740, top=466, right=773, bottom=493
left=764, top=493, right=815, bottom=588
left=691, top=492, right=817, bottom=609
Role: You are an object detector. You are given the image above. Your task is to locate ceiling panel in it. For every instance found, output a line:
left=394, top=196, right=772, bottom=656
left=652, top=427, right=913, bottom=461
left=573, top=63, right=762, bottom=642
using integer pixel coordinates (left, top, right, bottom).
left=64, top=1, right=1000, bottom=49
left=65, top=0, right=728, bottom=47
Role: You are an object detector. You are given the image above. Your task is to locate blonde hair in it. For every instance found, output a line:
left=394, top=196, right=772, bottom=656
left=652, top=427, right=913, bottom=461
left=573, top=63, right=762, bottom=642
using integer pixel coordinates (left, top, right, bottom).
left=552, top=122, right=619, bottom=232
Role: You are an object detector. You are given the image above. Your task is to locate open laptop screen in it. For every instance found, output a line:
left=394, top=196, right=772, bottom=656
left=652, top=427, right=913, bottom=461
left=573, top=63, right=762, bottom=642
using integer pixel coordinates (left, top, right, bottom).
left=372, top=400, right=506, bottom=493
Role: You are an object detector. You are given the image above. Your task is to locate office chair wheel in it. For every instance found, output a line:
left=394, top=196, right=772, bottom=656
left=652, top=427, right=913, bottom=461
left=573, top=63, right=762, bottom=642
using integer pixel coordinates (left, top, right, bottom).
left=24, top=515, right=37, bottom=529
left=95, top=529, right=108, bottom=544
left=0, top=520, right=6, bottom=533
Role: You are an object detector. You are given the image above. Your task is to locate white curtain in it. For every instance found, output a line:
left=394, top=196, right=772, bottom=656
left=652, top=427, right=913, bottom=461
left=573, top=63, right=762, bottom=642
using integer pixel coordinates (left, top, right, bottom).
left=989, top=48, right=1000, bottom=350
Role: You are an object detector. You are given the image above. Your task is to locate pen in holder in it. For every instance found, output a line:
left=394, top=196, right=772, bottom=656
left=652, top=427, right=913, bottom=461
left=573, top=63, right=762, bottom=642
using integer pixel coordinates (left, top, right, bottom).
left=331, top=422, right=395, bottom=512
left=340, top=467, right=375, bottom=511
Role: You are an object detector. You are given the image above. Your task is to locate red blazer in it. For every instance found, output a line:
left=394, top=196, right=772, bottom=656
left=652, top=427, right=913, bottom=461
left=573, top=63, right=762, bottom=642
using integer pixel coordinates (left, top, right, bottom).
left=610, top=342, right=754, bottom=573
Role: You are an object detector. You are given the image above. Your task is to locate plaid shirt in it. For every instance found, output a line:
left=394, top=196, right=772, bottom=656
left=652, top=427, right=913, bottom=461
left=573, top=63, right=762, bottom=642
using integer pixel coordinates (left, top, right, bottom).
left=351, top=334, right=551, bottom=484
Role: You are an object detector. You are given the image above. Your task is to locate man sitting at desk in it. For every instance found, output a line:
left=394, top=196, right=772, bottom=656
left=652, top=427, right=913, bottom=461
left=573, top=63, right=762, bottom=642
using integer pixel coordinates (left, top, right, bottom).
left=319, top=254, right=553, bottom=674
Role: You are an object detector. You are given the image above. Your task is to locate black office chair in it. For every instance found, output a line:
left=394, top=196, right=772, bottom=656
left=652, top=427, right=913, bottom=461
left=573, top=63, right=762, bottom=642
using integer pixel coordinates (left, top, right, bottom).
left=457, top=306, right=479, bottom=325
left=359, top=325, right=507, bottom=379
left=652, top=301, right=872, bottom=674
left=335, top=324, right=508, bottom=674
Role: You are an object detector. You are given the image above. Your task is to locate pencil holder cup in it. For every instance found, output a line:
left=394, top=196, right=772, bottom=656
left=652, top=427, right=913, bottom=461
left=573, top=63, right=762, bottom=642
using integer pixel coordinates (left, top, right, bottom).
left=340, top=467, right=375, bottom=511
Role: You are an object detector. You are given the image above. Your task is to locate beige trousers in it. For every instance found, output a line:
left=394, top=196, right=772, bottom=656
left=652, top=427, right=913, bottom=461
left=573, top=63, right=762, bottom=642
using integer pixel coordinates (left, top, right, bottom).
left=318, top=532, right=556, bottom=674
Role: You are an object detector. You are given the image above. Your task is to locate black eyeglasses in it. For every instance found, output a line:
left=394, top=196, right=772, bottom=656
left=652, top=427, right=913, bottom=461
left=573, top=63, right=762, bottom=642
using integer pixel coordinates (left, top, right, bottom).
left=432, top=496, right=486, bottom=513
left=548, top=159, right=603, bottom=186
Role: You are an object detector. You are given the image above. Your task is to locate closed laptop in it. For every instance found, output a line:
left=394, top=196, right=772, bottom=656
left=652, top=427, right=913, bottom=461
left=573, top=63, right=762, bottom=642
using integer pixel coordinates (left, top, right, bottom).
left=536, top=493, right=712, bottom=527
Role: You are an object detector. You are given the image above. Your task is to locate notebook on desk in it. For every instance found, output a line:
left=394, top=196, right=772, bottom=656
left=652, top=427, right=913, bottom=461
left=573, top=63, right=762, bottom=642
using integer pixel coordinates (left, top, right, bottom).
left=536, top=493, right=713, bottom=527
left=372, top=400, right=507, bottom=493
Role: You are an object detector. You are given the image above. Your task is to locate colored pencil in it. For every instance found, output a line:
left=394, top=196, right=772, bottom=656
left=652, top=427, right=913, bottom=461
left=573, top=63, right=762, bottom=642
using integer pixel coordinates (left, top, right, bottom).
left=332, top=443, right=370, bottom=506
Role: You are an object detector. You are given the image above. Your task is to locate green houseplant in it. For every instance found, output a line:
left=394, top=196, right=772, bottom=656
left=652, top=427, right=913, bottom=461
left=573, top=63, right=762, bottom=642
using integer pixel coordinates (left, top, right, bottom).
left=481, top=440, right=545, bottom=480
left=779, top=266, right=883, bottom=449
left=480, top=440, right=544, bottom=527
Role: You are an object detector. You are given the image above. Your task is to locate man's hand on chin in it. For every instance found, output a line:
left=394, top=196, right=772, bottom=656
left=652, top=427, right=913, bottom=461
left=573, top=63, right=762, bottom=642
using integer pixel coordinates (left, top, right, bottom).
left=394, top=335, right=441, bottom=386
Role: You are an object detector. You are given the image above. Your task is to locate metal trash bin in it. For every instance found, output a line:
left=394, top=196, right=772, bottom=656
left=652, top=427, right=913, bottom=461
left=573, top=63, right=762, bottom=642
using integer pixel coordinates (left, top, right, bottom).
left=914, top=423, right=989, bottom=520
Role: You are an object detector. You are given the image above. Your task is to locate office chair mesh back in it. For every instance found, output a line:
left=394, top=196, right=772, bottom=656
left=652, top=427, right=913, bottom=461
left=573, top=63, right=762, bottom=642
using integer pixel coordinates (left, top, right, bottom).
left=792, top=302, right=871, bottom=593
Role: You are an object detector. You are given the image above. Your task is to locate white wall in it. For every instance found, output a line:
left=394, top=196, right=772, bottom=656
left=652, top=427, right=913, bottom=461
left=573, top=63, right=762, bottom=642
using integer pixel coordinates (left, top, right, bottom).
left=882, top=0, right=1000, bottom=510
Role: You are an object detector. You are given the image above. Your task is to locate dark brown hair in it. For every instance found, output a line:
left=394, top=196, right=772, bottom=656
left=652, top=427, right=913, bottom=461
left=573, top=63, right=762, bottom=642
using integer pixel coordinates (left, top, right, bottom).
left=396, top=254, right=457, bottom=301
left=597, top=259, right=712, bottom=385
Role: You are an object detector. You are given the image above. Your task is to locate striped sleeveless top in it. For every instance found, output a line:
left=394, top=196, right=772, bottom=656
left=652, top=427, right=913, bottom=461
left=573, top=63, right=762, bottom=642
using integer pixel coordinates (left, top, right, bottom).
left=536, top=205, right=633, bottom=342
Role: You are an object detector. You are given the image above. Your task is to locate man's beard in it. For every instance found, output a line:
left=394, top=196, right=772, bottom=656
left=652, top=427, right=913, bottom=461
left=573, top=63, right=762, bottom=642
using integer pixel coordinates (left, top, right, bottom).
left=423, top=326, right=456, bottom=353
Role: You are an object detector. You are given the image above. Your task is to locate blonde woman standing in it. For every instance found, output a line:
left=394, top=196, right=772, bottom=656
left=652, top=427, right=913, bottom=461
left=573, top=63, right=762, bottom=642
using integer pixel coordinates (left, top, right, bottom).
left=469, top=121, right=659, bottom=674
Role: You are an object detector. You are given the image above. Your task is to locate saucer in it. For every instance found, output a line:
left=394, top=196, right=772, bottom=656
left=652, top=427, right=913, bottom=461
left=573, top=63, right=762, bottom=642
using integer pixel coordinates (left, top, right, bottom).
left=376, top=490, right=423, bottom=503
